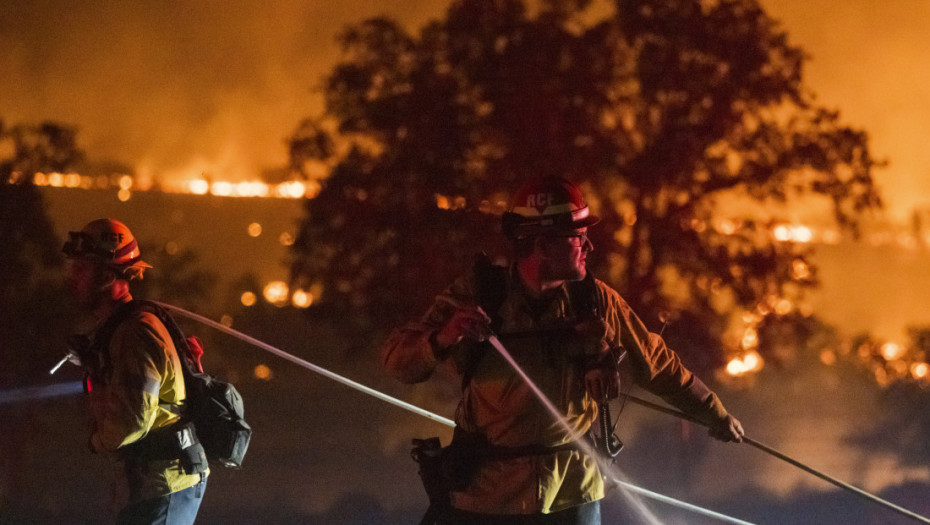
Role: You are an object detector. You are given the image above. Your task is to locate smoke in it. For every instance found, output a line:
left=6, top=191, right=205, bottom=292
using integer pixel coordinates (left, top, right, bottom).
left=3, top=0, right=930, bottom=218
left=760, top=0, right=930, bottom=221
left=0, top=0, right=444, bottom=180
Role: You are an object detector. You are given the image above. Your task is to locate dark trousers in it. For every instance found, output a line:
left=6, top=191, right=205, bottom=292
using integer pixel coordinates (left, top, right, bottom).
left=444, top=500, right=601, bottom=525
left=117, top=478, right=207, bottom=525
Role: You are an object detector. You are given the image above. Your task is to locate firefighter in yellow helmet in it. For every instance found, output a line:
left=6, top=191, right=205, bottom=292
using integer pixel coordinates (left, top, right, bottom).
left=381, top=177, right=743, bottom=524
left=63, top=218, right=208, bottom=524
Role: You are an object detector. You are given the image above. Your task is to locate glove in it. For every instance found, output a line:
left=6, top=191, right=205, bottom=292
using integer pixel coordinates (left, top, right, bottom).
left=433, top=301, right=492, bottom=349
left=583, top=352, right=621, bottom=402
left=574, top=317, right=613, bottom=355
left=708, top=414, right=745, bottom=443
left=66, top=335, right=92, bottom=368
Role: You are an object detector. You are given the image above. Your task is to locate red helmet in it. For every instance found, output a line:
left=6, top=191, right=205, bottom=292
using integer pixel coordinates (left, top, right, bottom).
left=63, top=218, right=151, bottom=279
left=502, top=177, right=599, bottom=238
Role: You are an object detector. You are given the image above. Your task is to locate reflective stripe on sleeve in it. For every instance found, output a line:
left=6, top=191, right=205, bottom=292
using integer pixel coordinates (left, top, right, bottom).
left=125, top=373, right=161, bottom=397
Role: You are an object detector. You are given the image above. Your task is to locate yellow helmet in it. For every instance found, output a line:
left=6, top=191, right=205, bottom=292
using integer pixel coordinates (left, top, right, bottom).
left=62, top=218, right=152, bottom=280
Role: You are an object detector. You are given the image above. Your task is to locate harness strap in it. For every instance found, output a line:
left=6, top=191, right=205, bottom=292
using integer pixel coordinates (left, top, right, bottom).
left=481, top=440, right=581, bottom=460
left=119, top=420, right=208, bottom=475
left=449, top=426, right=583, bottom=460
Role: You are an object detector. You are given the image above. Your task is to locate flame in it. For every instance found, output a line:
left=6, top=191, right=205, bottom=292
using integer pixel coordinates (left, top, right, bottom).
left=911, top=363, right=929, bottom=380
left=253, top=364, right=273, bottom=381
left=240, top=291, right=257, bottom=307
left=291, top=289, right=313, bottom=308
left=263, top=281, right=289, bottom=307
left=880, top=342, right=904, bottom=361
left=725, top=351, right=765, bottom=376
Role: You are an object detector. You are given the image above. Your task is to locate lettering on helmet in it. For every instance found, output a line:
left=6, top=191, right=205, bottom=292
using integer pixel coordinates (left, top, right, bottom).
left=526, top=193, right=555, bottom=211
left=100, top=232, right=125, bottom=244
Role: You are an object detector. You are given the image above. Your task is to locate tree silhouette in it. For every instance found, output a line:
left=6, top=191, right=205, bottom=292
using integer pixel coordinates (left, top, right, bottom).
left=288, top=0, right=880, bottom=367
left=0, top=120, right=84, bottom=385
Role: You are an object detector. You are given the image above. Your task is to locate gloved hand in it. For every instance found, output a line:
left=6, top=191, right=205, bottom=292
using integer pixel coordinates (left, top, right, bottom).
left=584, top=361, right=620, bottom=402
left=433, top=301, right=492, bottom=350
left=708, top=414, right=745, bottom=443
left=66, top=335, right=92, bottom=368
left=574, top=317, right=614, bottom=355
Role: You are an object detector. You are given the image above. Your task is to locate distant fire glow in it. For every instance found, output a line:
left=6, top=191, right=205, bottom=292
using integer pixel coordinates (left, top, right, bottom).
left=263, top=281, right=289, bottom=307
left=240, top=291, right=257, bottom=307
left=880, top=342, right=905, bottom=361
left=26, top=171, right=318, bottom=199
left=253, top=364, right=273, bottom=381
left=291, top=289, right=313, bottom=308
left=775, top=224, right=813, bottom=243
left=726, top=351, right=764, bottom=376
left=912, top=363, right=929, bottom=380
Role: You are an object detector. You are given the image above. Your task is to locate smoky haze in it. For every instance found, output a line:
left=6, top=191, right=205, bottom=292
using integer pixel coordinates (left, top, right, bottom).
left=3, top=0, right=930, bottom=219
left=0, top=0, right=444, bottom=180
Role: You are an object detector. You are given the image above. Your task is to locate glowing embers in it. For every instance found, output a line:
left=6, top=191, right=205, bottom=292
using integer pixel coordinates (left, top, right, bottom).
left=240, top=291, right=258, bottom=307
left=726, top=351, right=764, bottom=377
left=263, top=281, right=289, bottom=307
left=253, top=364, right=273, bottom=381
left=773, top=224, right=813, bottom=243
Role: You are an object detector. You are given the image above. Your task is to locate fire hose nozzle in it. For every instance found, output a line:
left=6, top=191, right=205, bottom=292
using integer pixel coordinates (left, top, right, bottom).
left=49, top=352, right=74, bottom=375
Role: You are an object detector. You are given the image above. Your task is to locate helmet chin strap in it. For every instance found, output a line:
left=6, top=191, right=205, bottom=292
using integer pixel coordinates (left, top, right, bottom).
left=97, top=271, right=119, bottom=293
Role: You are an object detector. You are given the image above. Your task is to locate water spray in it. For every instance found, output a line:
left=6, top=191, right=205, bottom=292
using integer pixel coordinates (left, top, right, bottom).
left=0, top=381, right=84, bottom=405
left=48, top=353, right=73, bottom=375
left=485, top=334, right=751, bottom=525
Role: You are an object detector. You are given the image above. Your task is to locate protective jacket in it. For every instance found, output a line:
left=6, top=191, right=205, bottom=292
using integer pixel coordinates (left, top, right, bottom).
left=381, top=267, right=729, bottom=515
left=86, top=295, right=207, bottom=505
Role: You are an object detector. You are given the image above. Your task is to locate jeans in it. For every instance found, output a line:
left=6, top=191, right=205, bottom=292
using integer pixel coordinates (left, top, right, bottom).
left=117, top=478, right=207, bottom=525
left=445, top=500, right=601, bottom=525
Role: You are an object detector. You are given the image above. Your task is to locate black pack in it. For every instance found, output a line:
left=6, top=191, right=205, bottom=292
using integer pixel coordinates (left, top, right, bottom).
left=96, top=300, right=252, bottom=469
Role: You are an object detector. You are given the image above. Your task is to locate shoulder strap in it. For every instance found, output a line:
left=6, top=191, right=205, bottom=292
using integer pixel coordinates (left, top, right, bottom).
left=567, top=272, right=600, bottom=319
left=89, top=300, right=147, bottom=382
left=132, top=300, right=198, bottom=379
left=92, top=301, right=143, bottom=352
left=94, top=300, right=198, bottom=406
left=473, top=253, right=508, bottom=332
left=460, top=254, right=508, bottom=391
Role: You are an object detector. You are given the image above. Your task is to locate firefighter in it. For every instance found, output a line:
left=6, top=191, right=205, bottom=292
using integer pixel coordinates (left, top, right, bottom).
left=381, top=177, right=744, bottom=524
left=63, top=218, right=208, bottom=524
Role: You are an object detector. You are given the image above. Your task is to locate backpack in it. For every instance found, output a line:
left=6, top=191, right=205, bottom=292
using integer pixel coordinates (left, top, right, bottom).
left=95, top=300, right=252, bottom=469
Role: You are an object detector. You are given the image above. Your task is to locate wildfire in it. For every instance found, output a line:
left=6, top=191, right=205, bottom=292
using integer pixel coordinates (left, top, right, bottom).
left=24, top=171, right=320, bottom=199
left=726, top=351, right=764, bottom=376
left=773, top=223, right=813, bottom=243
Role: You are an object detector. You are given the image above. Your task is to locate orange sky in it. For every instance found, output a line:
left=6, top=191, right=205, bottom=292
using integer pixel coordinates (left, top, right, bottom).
left=2, top=0, right=929, bottom=220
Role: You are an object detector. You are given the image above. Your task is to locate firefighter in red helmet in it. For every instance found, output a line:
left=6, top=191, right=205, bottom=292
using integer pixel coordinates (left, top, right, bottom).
left=63, top=219, right=208, bottom=524
left=382, top=177, right=743, bottom=524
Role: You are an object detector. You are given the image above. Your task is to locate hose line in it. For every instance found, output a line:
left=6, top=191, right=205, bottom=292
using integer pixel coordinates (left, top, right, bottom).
left=159, top=302, right=754, bottom=523
left=620, top=394, right=930, bottom=525
left=162, top=303, right=930, bottom=524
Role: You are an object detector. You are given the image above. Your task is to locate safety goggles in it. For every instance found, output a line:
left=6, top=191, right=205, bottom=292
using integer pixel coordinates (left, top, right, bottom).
left=62, top=231, right=110, bottom=259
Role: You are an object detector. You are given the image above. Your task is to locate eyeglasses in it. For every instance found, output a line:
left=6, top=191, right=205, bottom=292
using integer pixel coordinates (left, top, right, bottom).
left=548, top=231, right=590, bottom=247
